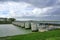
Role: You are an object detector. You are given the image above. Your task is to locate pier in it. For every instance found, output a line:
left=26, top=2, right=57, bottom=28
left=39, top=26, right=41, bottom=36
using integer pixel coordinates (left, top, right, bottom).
left=12, top=21, right=60, bottom=32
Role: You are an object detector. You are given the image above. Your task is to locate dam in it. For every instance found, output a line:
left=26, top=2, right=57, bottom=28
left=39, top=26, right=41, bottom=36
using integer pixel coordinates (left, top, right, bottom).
left=12, top=21, right=60, bottom=32
left=0, top=21, right=60, bottom=37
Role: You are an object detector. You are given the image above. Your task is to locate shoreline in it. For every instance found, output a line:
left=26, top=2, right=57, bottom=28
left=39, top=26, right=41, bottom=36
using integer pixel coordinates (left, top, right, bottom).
left=0, top=30, right=60, bottom=40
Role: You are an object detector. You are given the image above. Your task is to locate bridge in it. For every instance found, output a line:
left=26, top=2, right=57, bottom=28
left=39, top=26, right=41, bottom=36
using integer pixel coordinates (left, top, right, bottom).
left=12, top=21, right=60, bottom=32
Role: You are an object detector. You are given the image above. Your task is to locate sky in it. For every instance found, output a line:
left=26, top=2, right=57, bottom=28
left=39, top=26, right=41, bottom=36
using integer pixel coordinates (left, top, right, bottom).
left=0, top=0, right=60, bottom=21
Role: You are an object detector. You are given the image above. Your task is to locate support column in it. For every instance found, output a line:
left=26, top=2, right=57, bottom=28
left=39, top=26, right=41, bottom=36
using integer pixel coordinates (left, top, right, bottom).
left=25, top=22, right=31, bottom=29
left=37, top=23, right=48, bottom=32
left=31, top=22, right=38, bottom=32
left=20, top=22, right=25, bottom=28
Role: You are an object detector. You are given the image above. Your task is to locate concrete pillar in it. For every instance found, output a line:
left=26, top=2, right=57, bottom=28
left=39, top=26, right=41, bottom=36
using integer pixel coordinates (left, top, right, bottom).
left=54, top=26, right=60, bottom=29
left=17, top=22, right=21, bottom=27
left=25, top=22, right=31, bottom=29
left=12, top=22, right=21, bottom=27
left=12, top=21, right=25, bottom=28
left=12, top=22, right=18, bottom=26
left=31, top=22, right=38, bottom=32
left=20, top=22, right=25, bottom=28
left=48, top=25, right=55, bottom=30
left=16, top=22, right=19, bottom=26
left=37, top=23, right=48, bottom=32
left=12, top=22, right=14, bottom=24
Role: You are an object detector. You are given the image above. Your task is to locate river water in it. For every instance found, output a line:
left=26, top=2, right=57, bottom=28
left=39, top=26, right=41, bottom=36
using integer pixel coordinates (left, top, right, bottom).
left=0, top=24, right=32, bottom=37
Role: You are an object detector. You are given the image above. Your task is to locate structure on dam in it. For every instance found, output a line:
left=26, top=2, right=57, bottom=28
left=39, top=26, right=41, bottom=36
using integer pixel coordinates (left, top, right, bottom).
left=12, top=21, right=60, bottom=32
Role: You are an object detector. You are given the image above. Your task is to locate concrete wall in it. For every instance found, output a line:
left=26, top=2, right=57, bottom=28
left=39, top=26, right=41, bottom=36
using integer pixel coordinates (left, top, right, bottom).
left=53, top=25, right=60, bottom=29
left=25, top=22, right=31, bottom=29
left=12, top=22, right=18, bottom=26
left=12, top=21, right=60, bottom=32
left=37, top=24, right=48, bottom=32
left=12, top=22, right=25, bottom=27
left=20, top=22, right=25, bottom=28
left=48, top=25, right=54, bottom=30
left=31, top=22, right=38, bottom=32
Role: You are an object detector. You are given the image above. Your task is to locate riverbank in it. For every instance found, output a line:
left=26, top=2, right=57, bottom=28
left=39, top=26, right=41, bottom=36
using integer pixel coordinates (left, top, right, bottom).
left=0, top=21, right=12, bottom=24
left=0, top=29, right=60, bottom=40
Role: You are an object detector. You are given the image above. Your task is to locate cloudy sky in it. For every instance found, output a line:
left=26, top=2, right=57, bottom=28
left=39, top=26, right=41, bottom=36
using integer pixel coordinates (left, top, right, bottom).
left=0, top=0, right=60, bottom=21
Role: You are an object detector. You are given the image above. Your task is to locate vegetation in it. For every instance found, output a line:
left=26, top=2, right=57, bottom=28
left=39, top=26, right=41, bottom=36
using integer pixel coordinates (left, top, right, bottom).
left=0, top=18, right=16, bottom=24
left=0, top=21, right=12, bottom=24
left=0, top=30, right=60, bottom=40
left=8, top=18, right=16, bottom=22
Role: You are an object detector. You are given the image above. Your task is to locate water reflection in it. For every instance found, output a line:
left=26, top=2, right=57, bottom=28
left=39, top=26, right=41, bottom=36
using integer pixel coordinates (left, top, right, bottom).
left=0, top=24, right=32, bottom=37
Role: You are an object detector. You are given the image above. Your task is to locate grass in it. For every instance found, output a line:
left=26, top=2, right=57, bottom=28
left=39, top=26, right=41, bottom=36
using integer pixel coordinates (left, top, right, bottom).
left=0, top=30, right=60, bottom=40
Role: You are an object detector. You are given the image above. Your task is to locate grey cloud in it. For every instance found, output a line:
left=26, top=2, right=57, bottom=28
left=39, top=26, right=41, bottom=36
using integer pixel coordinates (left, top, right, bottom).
left=0, top=0, right=60, bottom=20
left=17, top=6, right=60, bottom=20
left=12, top=0, right=60, bottom=7
left=0, top=0, right=11, bottom=2
left=0, top=0, right=60, bottom=8
left=43, top=6, right=60, bottom=15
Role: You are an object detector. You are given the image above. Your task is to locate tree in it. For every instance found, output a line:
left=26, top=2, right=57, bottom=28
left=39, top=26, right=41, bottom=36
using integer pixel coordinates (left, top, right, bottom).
left=8, top=18, right=16, bottom=22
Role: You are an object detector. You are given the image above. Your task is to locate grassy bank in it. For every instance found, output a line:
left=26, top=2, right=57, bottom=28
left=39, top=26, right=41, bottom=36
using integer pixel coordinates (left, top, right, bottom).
left=0, top=30, right=60, bottom=40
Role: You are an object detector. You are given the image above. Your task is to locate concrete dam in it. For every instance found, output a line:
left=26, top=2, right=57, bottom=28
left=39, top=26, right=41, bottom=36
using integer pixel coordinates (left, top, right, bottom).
left=12, top=21, right=60, bottom=32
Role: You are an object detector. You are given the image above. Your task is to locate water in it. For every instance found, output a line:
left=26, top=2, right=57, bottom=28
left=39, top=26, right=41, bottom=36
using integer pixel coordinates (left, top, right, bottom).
left=0, top=24, right=32, bottom=37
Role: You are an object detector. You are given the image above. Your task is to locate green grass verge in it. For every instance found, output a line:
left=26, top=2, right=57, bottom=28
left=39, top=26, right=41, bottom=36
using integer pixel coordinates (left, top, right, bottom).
left=0, top=30, right=60, bottom=40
